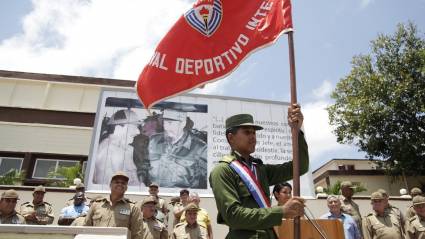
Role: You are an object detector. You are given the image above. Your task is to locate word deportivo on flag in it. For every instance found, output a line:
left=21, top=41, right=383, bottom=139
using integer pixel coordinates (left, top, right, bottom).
left=137, top=0, right=293, bottom=109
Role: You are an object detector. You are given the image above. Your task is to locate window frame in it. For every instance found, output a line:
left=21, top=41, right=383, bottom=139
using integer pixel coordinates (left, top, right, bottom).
left=32, top=158, right=79, bottom=179
left=0, top=156, right=24, bottom=176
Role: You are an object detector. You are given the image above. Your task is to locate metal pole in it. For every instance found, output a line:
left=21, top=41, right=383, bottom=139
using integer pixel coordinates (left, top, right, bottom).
left=287, top=31, right=300, bottom=239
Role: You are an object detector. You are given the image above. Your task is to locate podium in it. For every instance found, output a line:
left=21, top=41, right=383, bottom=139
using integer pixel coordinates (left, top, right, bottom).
left=277, top=219, right=345, bottom=239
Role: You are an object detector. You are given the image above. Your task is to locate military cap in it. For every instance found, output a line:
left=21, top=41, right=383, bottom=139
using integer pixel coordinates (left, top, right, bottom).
left=225, top=114, right=263, bottom=130
left=371, top=191, right=385, bottom=200
left=377, top=189, right=389, bottom=198
left=34, top=185, right=46, bottom=193
left=149, top=182, right=159, bottom=188
left=411, top=187, right=422, bottom=196
left=170, top=196, right=180, bottom=204
left=75, top=182, right=85, bottom=189
left=162, top=109, right=186, bottom=122
left=73, top=192, right=85, bottom=199
left=413, top=196, right=425, bottom=206
left=1, top=189, right=19, bottom=199
left=142, top=196, right=157, bottom=206
left=185, top=203, right=200, bottom=212
left=108, top=109, right=141, bottom=125
left=111, top=171, right=129, bottom=182
left=340, top=181, right=356, bottom=189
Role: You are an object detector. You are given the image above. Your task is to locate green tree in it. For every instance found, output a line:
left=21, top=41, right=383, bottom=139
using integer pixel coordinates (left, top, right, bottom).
left=328, top=22, right=425, bottom=177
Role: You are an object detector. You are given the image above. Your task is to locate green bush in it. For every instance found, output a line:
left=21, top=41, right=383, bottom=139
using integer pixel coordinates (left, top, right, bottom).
left=0, top=169, right=26, bottom=185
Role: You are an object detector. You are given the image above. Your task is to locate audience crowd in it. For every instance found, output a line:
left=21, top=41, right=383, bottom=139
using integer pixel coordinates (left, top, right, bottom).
left=1, top=177, right=424, bottom=239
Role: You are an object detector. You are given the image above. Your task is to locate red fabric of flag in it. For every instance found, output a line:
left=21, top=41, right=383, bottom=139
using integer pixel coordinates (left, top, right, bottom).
left=137, top=0, right=293, bottom=109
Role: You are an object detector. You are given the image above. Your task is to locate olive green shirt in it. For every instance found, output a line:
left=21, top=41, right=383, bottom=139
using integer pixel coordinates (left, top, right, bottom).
left=172, top=222, right=208, bottom=239
left=84, top=197, right=143, bottom=239
left=20, top=201, right=54, bottom=225
left=209, top=131, right=309, bottom=239
left=142, top=217, right=168, bottom=239
left=362, top=211, right=404, bottom=239
left=340, top=195, right=362, bottom=236
left=407, top=215, right=425, bottom=239
left=0, top=211, right=25, bottom=224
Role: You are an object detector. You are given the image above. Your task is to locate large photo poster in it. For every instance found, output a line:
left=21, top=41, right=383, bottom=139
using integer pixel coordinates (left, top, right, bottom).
left=86, top=89, right=314, bottom=196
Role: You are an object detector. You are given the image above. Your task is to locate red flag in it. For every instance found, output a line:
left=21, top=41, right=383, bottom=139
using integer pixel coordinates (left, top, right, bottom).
left=137, top=0, right=293, bottom=109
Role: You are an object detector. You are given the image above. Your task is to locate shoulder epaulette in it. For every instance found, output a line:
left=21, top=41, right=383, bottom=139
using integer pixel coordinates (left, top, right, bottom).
left=44, top=202, right=52, bottom=206
left=253, top=158, right=264, bottom=165
left=94, top=197, right=107, bottom=202
left=21, top=202, right=31, bottom=206
left=175, top=222, right=186, bottom=228
left=366, top=213, right=374, bottom=217
left=124, top=198, right=134, bottom=204
left=219, top=155, right=236, bottom=164
left=410, top=216, right=418, bottom=223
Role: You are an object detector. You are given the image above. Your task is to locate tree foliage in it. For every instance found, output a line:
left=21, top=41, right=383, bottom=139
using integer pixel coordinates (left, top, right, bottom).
left=47, top=163, right=84, bottom=187
left=328, top=22, right=425, bottom=176
left=323, top=180, right=367, bottom=195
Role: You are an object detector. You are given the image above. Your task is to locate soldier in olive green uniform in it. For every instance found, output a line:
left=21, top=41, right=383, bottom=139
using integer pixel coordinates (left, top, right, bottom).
left=140, top=196, right=168, bottom=239
left=378, top=188, right=406, bottom=235
left=407, top=188, right=423, bottom=220
left=84, top=171, right=143, bottom=239
left=20, top=185, right=54, bottom=225
left=148, top=109, right=207, bottom=189
left=209, top=104, right=309, bottom=239
left=339, top=181, right=362, bottom=234
left=172, top=203, right=207, bottom=239
left=0, top=189, right=25, bottom=224
left=406, top=196, right=425, bottom=239
left=362, top=191, right=404, bottom=239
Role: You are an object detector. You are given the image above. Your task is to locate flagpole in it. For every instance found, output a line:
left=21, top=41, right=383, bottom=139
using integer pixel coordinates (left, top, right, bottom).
left=287, top=31, right=301, bottom=239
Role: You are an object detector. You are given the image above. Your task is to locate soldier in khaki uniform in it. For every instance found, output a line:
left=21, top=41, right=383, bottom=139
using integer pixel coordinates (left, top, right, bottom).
left=362, top=191, right=404, bottom=239
left=84, top=171, right=143, bottom=239
left=148, top=183, right=169, bottom=224
left=378, top=188, right=406, bottom=235
left=407, top=188, right=423, bottom=220
left=20, top=185, right=54, bottom=225
left=140, top=196, right=168, bottom=239
left=340, top=181, right=362, bottom=234
left=172, top=203, right=207, bottom=239
left=0, top=189, right=25, bottom=224
left=406, top=196, right=425, bottom=239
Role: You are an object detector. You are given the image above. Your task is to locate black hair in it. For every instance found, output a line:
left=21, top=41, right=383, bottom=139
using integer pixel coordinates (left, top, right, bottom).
left=272, top=182, right=293, bottom=199
left=180, top=189, right=189, bottom=196
left=225, top=127, right=239, bottom=144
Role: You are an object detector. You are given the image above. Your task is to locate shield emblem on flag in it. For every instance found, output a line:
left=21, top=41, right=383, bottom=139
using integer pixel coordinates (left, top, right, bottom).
left=184, top=0, right=222, bottom=37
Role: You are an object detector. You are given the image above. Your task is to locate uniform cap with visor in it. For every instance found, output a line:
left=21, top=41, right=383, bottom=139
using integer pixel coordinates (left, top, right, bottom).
left=413, top=196, right=425, bottom=206
left=108, top=109, right=141, bottom=125
left=34, top=185, right=46, bottom=193
left=225, top=114, right=263, bottom=130
left=1, top=189, right=19, bottom=199
left=340, top=181, right=356, bottom=189
left=142, top=196, right=157, bottom=206
left=185, top=203, right=200, bottom=212
left=371, top=191, right=385, bottom=200
left=111, top=171, right=129, bottom=182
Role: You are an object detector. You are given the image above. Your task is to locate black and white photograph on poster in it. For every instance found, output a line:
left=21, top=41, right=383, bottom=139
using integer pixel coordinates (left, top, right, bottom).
left=86, top=89, right=315, bottom=196
left=92, top=95, right=208, bottom=189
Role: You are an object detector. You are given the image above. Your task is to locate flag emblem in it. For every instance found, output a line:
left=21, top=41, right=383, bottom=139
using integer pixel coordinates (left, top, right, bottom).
left=184, top=0, right=222, bottom=37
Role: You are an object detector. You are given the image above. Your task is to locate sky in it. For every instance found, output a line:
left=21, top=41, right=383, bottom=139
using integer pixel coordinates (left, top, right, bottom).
left=0, top=0, right=424, bottom=171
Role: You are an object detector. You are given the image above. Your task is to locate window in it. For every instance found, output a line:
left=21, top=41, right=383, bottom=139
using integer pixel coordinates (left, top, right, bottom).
left=0, top=157, right=23, bottom=176
left=346, top=165, right=355, bottom=171
left=338, top=165, right=345, bottom=171
left=32, top=159, right=79, bottom=179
